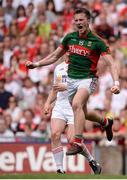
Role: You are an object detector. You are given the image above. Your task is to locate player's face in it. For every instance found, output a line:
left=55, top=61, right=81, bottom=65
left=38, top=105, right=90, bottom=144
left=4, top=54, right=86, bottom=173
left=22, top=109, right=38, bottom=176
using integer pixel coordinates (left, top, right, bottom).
left=74, top=13, right=89, bottom=35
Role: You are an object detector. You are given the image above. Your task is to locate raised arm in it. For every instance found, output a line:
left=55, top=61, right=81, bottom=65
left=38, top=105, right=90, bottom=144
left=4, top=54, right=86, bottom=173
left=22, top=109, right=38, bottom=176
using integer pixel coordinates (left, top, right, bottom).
left=26, top=47, right=66, bottom=69
left=101, top=54, right=120, bottom=94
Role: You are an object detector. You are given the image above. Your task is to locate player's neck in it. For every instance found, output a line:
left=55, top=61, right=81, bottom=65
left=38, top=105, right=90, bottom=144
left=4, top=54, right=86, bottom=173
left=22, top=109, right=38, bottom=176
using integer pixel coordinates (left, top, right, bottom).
left=79, top=28, right=90, bottom=38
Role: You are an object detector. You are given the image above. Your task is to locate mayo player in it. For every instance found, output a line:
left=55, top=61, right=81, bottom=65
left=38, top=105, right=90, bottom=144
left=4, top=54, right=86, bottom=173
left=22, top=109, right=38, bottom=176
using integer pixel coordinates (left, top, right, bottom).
left=43, top=57, right=101, bottom=174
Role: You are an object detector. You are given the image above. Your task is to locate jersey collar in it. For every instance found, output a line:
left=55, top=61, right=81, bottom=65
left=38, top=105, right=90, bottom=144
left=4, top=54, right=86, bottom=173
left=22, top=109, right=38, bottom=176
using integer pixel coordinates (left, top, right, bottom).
left=78, top=30, right=92, bottom=39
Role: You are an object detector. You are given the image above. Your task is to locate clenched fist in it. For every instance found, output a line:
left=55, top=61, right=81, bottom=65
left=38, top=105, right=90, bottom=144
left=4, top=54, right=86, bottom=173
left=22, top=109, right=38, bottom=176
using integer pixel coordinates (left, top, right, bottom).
left=25, top=61, right=38, bottom=69
left=111, top=85, right=120, bottom=94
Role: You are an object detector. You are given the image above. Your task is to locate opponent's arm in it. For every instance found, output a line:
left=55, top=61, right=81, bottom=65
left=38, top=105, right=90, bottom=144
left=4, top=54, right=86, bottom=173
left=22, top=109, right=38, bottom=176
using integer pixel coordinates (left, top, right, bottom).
left=44, top=82, right=68, bottom=115
left=26, top=47, right=66, bottom=69
left=53, top=83, right=67, bottom=91
left=101, top=54, right=120, bottom=94
left=46, top=88, right=57, bottom=105
left=43, top=88, right=57, bottom=115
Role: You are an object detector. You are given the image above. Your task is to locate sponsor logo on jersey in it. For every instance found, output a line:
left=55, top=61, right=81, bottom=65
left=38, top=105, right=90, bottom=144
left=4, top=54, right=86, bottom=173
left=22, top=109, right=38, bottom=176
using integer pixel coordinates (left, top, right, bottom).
left=69, top=45, right=90, bottom=56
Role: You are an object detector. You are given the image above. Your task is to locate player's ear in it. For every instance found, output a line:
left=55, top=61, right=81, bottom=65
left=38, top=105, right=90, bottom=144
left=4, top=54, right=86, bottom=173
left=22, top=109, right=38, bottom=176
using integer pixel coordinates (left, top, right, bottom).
left=87, top=17, right=91, bottom=24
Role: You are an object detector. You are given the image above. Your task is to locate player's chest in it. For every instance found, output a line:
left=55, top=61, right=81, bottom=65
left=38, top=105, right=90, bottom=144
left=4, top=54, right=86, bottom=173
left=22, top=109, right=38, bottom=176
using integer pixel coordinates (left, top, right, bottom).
left=68, top=38, right=96, bottom=56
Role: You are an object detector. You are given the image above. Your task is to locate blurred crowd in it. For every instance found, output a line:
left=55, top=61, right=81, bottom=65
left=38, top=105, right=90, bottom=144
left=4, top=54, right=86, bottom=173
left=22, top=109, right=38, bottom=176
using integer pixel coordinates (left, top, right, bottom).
left=0, top=0, right=127, bottom=148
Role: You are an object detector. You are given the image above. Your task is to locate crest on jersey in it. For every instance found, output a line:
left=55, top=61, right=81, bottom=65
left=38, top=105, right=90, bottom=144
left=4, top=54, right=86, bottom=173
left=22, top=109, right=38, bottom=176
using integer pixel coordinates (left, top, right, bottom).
left=87, top=41, right=92, bottom=47
left=79, top=40, right=84, bottom=46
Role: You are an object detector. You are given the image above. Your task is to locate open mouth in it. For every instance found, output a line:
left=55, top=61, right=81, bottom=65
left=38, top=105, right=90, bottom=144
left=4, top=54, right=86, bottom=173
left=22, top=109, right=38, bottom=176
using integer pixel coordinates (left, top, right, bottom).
left=78, top=25, right=83, bottom=29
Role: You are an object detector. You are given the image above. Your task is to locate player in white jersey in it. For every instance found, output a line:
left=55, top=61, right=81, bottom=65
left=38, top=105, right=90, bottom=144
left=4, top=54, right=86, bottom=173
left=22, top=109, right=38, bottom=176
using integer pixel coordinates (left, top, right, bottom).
left=44, top=59, right=101, bottom=174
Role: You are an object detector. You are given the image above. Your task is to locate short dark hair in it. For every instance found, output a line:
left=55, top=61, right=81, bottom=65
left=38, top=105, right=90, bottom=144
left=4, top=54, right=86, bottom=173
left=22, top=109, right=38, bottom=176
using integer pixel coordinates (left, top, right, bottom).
left=74, top=8, right=91, bottom=20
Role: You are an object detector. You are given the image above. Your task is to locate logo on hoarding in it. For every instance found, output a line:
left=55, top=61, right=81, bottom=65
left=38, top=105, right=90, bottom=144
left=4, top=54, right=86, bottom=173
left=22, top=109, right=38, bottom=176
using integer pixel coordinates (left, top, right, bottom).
left=0, top=145, right=88, bottom=173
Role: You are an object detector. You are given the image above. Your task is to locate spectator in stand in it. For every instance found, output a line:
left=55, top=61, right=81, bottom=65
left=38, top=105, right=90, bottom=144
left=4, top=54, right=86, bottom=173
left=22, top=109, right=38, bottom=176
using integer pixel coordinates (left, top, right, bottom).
left=0, top=41, right=4, bottom=63
left=106, top=3, right=119, bottom=27
left=15, top=48, right=28, bottom=79
left=9, top=20, right=19, bottom=38
left=3, top=113, right=14, bottom=132
left=0, top=112, right=15, bottom=142
left=20, top=77, right=37, bottom=109
left=27, top=32, right=38, bottom=61
left=0, top=7, right=8, bottom=40
left=13, top=35, right=27, bottom=58
left=0, top=78, right=12, bottom=110
left=119, top=28, right=127, bottom=59
left=54, top=25, right=65, bottom=46
left=22, top=2, right=47, bottom=35
left=3, top=36, right=13, bottom=68
left=31, top=120, right=49, bottom=141
left=16, top=5, right=28, bottom=33
left=36, top=13, right=51, bottom=40
left=94, top=13, right=115, bottom=42
left=16, top=108, right=40, bottom=137
left=46, top=0, right=57, bottom=23
left=3, top=0, right=16, bottom=27
left=113, top=117, right=126, bottom=144
left=83, top=120, right=103, bottom=141
left=26, top=2, right=34, bottom=18
left=120, top=63, right=127, bottom=79
left=120, top=105, right=127, bottom=123
left=4, top=69, right=22, bottom=98
left=33, top=92, right=48, bottom=117
left=5, top=96, right=22, bottom=131
left=9, top=55, right=19, bottom=76
left=63, top=1, right=74, bottom=30
left=48, top=40, right=56, bottom=54
left=27, top=42, right=51, bottom=83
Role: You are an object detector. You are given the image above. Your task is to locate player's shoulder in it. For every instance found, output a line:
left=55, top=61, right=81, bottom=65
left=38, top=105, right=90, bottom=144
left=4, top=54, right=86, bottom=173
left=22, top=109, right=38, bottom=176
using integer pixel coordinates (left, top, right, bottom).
left=55, top=62, right=67, bottom=71
left=63, top=31, right=78, bottom=39
left=91, top=31, right=107, bottom=44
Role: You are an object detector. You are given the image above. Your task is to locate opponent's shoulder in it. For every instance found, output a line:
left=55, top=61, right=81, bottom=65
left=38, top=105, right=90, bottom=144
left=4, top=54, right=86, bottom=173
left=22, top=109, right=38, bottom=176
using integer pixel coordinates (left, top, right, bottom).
left=55, top=62, right=67, bottom=71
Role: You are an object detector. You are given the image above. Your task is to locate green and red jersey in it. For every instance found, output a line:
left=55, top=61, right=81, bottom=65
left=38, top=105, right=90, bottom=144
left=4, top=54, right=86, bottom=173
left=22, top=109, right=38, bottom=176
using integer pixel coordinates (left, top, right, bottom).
left=60, top=31, right=110, bottom=79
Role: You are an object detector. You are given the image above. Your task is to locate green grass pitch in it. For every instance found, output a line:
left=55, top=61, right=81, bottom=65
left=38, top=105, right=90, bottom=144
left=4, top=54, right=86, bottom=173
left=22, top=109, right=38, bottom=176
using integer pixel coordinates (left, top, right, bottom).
left=0, top=173, right=127, bottom=179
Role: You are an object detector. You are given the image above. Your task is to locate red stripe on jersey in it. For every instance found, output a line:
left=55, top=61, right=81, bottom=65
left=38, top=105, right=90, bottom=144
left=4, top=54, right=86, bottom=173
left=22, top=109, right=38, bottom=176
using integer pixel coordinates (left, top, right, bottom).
left=59, top=44, right=64, bottom=49
left=89, top=50, right=100, bottom=74
left=101, top=52, right=109, bottom=56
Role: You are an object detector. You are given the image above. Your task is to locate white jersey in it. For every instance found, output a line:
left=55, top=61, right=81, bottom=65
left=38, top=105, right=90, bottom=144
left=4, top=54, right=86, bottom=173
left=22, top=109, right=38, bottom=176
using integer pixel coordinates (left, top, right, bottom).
left=54, top=61, right=68, bottom=103
left=52, top=61, right=74, bottom=124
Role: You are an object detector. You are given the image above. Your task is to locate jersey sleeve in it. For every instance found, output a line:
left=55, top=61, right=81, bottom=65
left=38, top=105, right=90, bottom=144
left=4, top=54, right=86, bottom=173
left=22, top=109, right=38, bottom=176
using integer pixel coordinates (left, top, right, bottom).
left=98, top=40, right=111, bottom=56
left=59, top=34, right=70, bottom=50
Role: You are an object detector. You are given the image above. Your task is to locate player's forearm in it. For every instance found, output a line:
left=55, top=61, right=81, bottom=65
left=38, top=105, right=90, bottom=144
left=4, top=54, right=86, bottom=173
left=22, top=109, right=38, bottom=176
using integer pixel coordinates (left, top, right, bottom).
left=46, top=89, right=57, bottom=105
left=109, top=62, right=119, bottom=85
left=35, top=52, right=58, bottom=67
left=103, top=55, right=119, bottom=84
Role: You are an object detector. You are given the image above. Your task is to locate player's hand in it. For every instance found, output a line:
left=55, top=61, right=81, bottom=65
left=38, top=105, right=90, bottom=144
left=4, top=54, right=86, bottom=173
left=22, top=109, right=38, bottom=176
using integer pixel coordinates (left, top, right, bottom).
left=53, top=83, right=67, bottom=91
left=25, top=61, right=37, bottom=69
left=111, top=85, right=120, bottom=94
left=43, top=103, right=52, bottom=116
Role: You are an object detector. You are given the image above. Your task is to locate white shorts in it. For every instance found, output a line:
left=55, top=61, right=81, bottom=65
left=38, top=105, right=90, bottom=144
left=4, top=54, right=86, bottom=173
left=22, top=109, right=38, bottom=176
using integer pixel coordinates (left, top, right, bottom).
left=67, top=77, right=98, bottom=102
left=51, top=101, right=74, bottom=124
